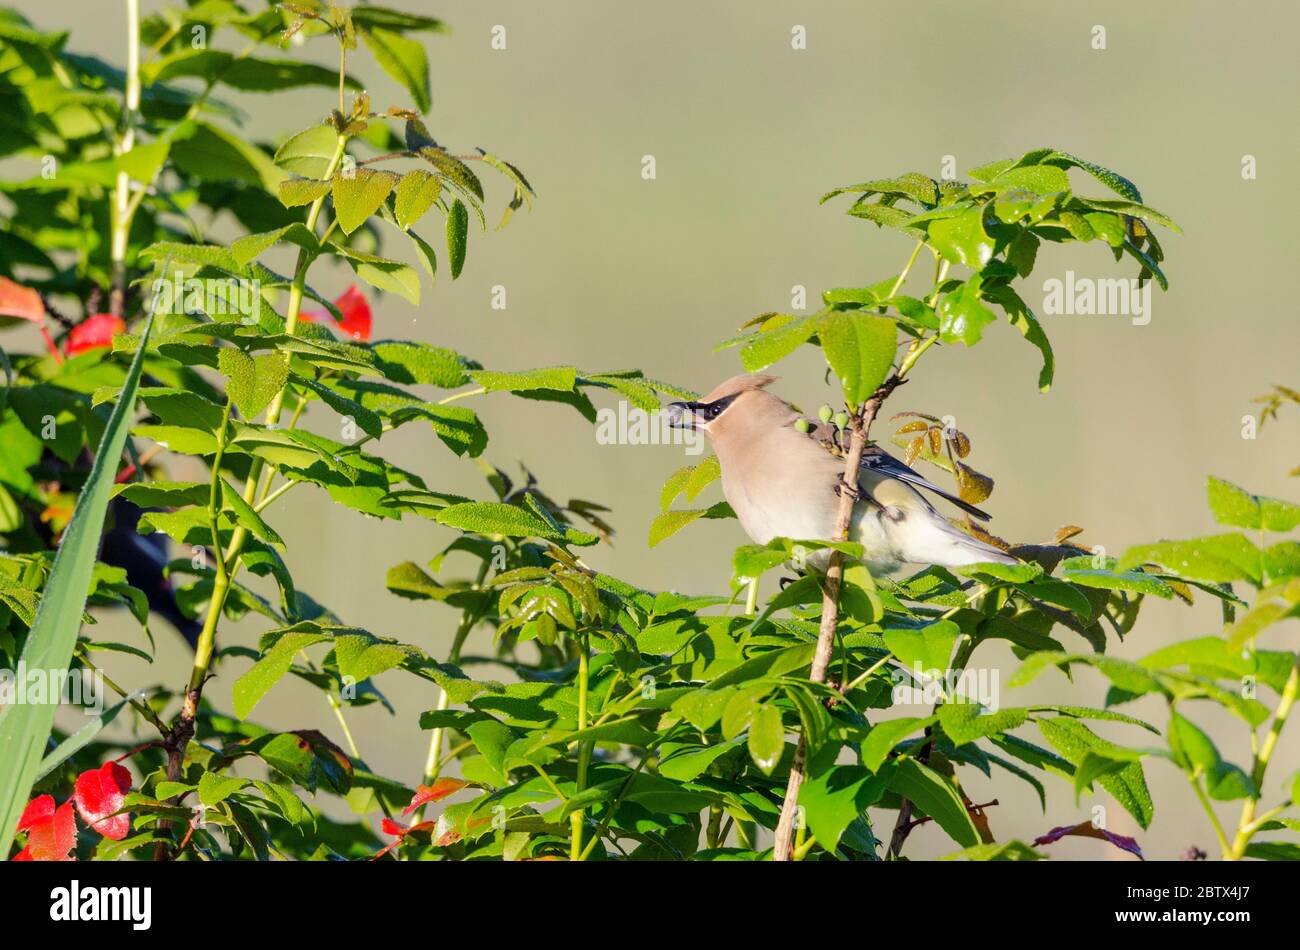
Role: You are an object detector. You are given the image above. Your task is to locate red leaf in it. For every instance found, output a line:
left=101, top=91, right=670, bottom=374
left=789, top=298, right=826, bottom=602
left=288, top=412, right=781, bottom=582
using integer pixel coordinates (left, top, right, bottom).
left=0, top=276, right=46, bottom=325
left=1034, top=821, right=1144, bottom=860
left=373, top=816, right=438, bottom=859
left=14, top=797, right=76, bottom=861
left=17, top=794, right=56, bottom=832
left=73, top=762, right=133, bottom=841
left=402, top=778, right=468, bottom=816
left=65, top=313, right=127, bottom=356
left=299, top=285, right=372, bottom=342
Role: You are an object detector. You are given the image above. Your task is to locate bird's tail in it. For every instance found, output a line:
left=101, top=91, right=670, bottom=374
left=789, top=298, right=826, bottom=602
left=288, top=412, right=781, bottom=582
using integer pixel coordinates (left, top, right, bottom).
left=892, top=511, right=1019, bottom=569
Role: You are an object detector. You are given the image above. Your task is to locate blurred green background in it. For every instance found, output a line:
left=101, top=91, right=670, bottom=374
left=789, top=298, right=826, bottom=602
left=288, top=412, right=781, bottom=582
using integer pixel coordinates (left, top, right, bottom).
left=14, top=0, right=1299, bottom=859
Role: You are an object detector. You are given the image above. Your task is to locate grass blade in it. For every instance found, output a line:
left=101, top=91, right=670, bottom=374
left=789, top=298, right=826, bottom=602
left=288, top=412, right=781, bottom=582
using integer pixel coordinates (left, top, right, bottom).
left=0, top=310, right=157, bottom=857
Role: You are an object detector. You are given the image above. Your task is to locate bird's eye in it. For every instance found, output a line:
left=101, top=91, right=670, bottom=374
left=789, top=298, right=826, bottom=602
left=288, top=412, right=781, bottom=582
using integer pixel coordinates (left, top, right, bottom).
left=707, top=405, right=722, bottom=418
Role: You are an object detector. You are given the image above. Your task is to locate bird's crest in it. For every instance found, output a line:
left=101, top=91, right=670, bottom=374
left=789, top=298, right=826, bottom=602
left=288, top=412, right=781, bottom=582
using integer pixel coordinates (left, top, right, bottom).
left=699, top=374, right=777, bottom=404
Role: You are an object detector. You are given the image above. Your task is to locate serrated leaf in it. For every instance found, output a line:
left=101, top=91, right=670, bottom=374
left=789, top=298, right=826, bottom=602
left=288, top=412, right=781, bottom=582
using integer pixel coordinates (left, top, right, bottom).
left=219, top=348, right=289, bottom=419
left=394, top=169, right=442, bottom=230
left=332, top=169, right=400, bottom=235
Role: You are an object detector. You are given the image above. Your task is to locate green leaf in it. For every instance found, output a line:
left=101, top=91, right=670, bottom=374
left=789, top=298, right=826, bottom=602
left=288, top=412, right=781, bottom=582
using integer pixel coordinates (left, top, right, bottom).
left=648, top=503, right=734, bottom=547
left=371, top=341, right=470, bottom=387
left=171, top=121, right=286, bottom=190
left=890, top=758, right=980, bottom=848
left=987, top=164, right=1071, bottom=196
left=1207, top=476, right=1300, bottom=533
left=241, top=731, right=352, bottom=795
left=928, top=208, right=995, bottom=269
left=360, top=26, right=430, bottom=112
left=274, top=124, right=340, bottom=179
left=221, top=479, right=284, bottom=547
left=938, top=704, right=1028, bottom=746
left=278, top=177, right=332, bottom=208
left=218, top=348, right=289, bottom=419
left=739, top=315, right=816, bottom=372
left=295, top=376, right=384, bottom=440
left=1038, top=718, right=1153, bottom=829
left=0, top=308, right=157, bottom=858
left=447, top=199, right=468, bottom=278
left=821, top=173, right=939, bottom=206
left=1040, top=151, right=1142, bottom=202
left=883, top=619, right=959, bottom=677
left=817, top=313, right=896, bottom=407
left=332, top=169, right=400, bottom=236
left=1244, top=842, right=1300, bottom=861
left=332, top=245, right=420, bottom=305
left=438, top=502, right=597, bottom=546
left=232, top=627, right=333, bottom=720
left=350, top=8, right=448, bottom=32
left=1119, top=535, right=1263, bottom=586
left=197, top=772, right=249, bottom=807
left=1168, top=711, right=1220, bottom=773
left=937, top=276, right=997, bottom=346
left=230, top=224, right=320, bottom=265
left=799, top=754, right=890, bottom=853
left=419, top=148, right=484, bottom=201
left=747, top=702, right=784, bottom=775
left=393, top=169, right=442, bottom=230
left=471, top=366, right=576, bottom=393
left=861, top=716, right=934, bottom=773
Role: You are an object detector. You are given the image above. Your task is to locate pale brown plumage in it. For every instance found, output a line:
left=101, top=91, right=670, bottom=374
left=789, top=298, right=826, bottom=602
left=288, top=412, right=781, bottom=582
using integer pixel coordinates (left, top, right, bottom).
left=665, top=374, right=1016, bottom=573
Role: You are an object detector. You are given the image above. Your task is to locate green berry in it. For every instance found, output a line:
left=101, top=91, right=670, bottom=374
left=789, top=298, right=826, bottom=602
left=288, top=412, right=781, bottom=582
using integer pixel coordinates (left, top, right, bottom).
left=817, top=405, right=834, bottom=423
left=794, top=418, right=811, bottom=433
left=833, top=411, right=850, bottom=430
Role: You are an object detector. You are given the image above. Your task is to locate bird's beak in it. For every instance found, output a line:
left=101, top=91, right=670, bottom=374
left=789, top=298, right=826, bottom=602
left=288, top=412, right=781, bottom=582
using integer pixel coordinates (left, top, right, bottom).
left=665, top=401, right=702, bottom=430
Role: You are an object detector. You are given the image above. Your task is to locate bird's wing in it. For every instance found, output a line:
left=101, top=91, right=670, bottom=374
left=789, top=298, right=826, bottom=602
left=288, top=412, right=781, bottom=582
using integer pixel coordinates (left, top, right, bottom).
left=859, top=445, right=992, bottom=521
left=791, top=420, right=993, bottom=521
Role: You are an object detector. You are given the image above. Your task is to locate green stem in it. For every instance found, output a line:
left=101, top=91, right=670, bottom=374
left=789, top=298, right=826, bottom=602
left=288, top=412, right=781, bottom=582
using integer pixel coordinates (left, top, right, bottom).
left=109, top=0, right=141, bottom=316
left=886, top=240, right=925, bottom=298
left=1228, top=651, right=1299, bottom=859
left=895, top=258, right=951, bottom=380
left=437, top=386, right=487, bottom=406
left=422, top=563, right=487, bottom=784
left=844, top=651, right=894, bottom=694
left=75, top=647, right=168, bottom=737
left=569, top=633, right=591, bottom=861
left=161, top=135, right=349, bottom=793
left=1188, top=771, right=1232, bottom=858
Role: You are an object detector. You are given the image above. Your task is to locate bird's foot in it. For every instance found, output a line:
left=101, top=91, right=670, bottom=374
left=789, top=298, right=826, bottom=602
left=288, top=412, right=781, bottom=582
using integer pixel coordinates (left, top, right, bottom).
left=834, top=476, right=861, bottom=502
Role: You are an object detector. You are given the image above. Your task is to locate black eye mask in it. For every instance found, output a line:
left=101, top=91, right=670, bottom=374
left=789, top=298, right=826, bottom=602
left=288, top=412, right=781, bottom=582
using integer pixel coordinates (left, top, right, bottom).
left=685, top=394, right=738, bottom=420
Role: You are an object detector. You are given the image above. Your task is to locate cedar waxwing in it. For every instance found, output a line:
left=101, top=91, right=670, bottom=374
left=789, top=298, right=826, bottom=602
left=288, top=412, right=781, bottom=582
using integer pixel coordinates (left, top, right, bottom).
left=665, top=374, right=1017, bottom=573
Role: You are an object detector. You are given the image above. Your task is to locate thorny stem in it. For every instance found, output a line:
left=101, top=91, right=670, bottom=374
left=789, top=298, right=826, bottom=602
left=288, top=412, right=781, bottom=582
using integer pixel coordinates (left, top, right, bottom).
left=772, top=247, right=951, bottom=861
left=773, top=379, right=899, bottom=860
